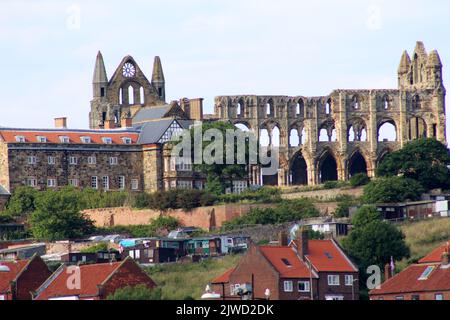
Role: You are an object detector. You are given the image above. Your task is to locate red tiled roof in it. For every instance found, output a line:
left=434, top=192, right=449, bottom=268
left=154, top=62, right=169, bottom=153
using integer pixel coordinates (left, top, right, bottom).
left=370, top=263, right=450, bottom=296
left=0, top=260, right=30, bottom=294
left=211, top=268, right=235, bottom=284
left=0, top=129, right=139, bottom=145
left=259, top=246, right=313, bottom=279
left=419, top=242, right=449, bottom=264
left=303, top=240, right=358, bottom=273
left=35, top=262, right=123, bottom=300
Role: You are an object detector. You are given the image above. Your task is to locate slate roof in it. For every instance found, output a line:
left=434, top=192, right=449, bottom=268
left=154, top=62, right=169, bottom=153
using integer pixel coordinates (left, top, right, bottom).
left=133, top=105, right=171, bottom=123
left=135, top=119, right=178, bottom=144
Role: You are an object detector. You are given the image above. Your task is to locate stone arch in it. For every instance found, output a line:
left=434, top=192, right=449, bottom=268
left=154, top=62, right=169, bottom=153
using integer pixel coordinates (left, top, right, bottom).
left=348, top=150, right=368, bottom=178
left=412, top=94, right=421, bottom=109
left=351, top=94, right=360, bottom=110
left=325, top=98, right=332, bottom=115
left=381, top=94, right=390, bottom=110
left=233, top=120, right=252, bottom=131
left=296, top=98, right=305, bottom=117
left=347, top=118, right=367, bottom=142
left=378, top=118, right=397, bottom=142
left=236, top=98, right=245, bottom=118
left=262, top=149, right=278, bottom=186
left=317, top=149, right=338, bottom=183
left=319, top=120, right=337, bottom=142
left=265, top=98, right=274, bottom=118
left=290, top=151, right=308, bottom=185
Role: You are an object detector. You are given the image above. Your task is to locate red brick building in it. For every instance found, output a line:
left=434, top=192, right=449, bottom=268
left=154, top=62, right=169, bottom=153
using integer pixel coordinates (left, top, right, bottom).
left=0, top=255, right=52, bottom=300
left=211, top=231, right=359, bottom=300
left=370, top=241, right=450, bottom=300
left=33, top=257, right=156, bottom=300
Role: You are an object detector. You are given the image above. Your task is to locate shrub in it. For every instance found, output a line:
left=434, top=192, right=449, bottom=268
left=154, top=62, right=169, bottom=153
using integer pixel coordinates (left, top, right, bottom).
left=349, top=173, right=370, bottom=187
left=132, top=192, right=151, bottom=209
left=80, top=243, right=109, bottom=253
left=323, top=181, right=340, bottom=189
left=334, top=195, right=358, bottom=218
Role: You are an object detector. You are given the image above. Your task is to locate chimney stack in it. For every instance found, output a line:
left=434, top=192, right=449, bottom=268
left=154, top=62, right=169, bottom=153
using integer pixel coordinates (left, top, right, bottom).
left=104, top=120, right=115, bottom=129
left=54, top=117, right=67, bottom=129
left=278, top=231, right=288, bottom=246
left=297, top=228, right=309, bottom=260
left=121, top=116, right=133, bottom=128
left=384, top=263, right=391, bottom=281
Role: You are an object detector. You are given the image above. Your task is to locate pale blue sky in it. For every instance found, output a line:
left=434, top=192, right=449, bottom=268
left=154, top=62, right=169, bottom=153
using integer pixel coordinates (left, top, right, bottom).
left=0, top=0, right=449, bottom=141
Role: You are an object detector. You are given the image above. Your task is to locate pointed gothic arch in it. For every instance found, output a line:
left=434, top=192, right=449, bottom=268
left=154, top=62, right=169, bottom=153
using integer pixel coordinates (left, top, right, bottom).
left=318, top=150, right=338, bottom=183
left=348, top=150, right=368, bottom=178
left=290, top=152, right=308, bottom=185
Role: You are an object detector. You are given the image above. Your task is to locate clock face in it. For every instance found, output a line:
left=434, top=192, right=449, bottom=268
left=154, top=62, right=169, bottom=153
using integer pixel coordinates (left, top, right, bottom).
left=122, top=62, right=136, bottom=78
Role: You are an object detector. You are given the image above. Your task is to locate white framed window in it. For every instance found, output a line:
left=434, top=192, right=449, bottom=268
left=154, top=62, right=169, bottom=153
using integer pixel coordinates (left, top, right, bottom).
left=102, top=176, right=109, bottom=190
left=91, top=176, right=98, bottom=189
left=194, top=181, right=203, bottom=190
left=69, top=156, right=78, bottom=165
left=118, top=176, right=125, bottom=190
left=435, top=294, right=444, bottom=300
left=109, top=157, right=118, bottom=165
left=48, top=156, right=56, bottom=165
left=328, top=275, right=340, bottom=286
left=27, top=156, right=37, bottom=165
left=102, top=137, right=113, bottom=144
left=174, top=157, right=192, bottom=172
left=131, top=179, right=139, bottom=190
left=395, top=296, right=404, bottom=300
left=69, top=179, right=79, bottom=187
left=26, top=178, right=37, bottom=187
left=122, top=137, right=132, bottom=144
left=47, top=179, right=57, bottom=188
left=80, top=136, right=91, bottom=144
left=37, top=136, right=47, bottom=143
left=284, top=281, right=293, bottom=292
left=298, top=281, right=310, bottom=292
left=233, top=180, right=248, bottom=194
left=59, top=136, right=70, bottom=143
left=345, top=275, right=354, bottom=286
left=177, top=180, right=193, bottom=189
left=87, top=156, right=96, bottom=165
left=15, top=135, right=26, bottom=143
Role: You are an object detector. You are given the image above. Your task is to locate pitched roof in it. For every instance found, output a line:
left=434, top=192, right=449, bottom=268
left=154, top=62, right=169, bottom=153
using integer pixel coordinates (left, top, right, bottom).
left=133, top=105, right=171, bottom=122
left=34, top=262, right=123, bottom=300
left=370, top=264, right=450, bottom=296
left=0, top=128, right=139, bottom=145
left=259, top=246, right=313, bottom=279
left=211, top=268, right=235, bottom=284
left=0, top=259, right=31, bottom=294
left=419, top=242, right=449, bottom=264
left=135, top=119, right=182, bottom=144
left=302, top=240, right=358, bottom=273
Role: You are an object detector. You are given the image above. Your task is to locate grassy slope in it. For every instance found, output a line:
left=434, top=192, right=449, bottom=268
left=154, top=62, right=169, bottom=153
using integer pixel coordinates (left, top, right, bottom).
left=144, top=255, right=241, bottom=300
left=399, top=217, right=450, bottom=263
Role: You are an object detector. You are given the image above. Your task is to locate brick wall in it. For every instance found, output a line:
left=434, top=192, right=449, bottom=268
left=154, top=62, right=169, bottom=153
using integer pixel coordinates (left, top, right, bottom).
left=371, top=291, right=450, bottom=300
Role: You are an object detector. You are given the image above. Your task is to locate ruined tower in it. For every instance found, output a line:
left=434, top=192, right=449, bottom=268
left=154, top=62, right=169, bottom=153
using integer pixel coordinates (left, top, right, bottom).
left=89, top=53, right=166, bottom=129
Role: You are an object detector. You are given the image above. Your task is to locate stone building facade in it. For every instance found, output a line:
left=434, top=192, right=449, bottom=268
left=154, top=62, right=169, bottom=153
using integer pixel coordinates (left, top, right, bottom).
left=213, top=42, right=447, bottom=186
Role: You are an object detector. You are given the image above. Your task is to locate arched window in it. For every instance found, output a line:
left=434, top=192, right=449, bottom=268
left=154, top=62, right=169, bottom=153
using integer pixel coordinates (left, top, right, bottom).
left=297, top=99, right=304, bottom=117
left=352, top=96, right=359, bottom=109
left=128, top=85, right=134, bottom=105
left=300, top=128, right=307, bottom=145
left=119, top=88, right=123, bottom=104
left=271, top=126, right=280, bottom=147
left=266, top=103, right=271, bottom=117
left=235, top=123, right=250, bottom=132
left=237, top=103, right=242, bottom=117
left=412, top=95, right=421, bottom=109
left=319, top=128, right=329, bottom=142
left=325, top=99, right=331, bottom=115
left=289, top=129, right=299, bottom=147
left=378, top=121, right=397, bottom=142
left=382, top=96, right=389, bottom=110
left=348, top=126, right=355, bottom=141
left=259, top=129, right=270, bottom=147
left=140, top=87, right=144, bottom=104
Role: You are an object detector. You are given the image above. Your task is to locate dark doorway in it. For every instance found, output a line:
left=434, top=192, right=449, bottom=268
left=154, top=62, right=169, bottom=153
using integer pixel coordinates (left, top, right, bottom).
left=319, top=153, right=338, bottom=183
left=348, top=152, right=367, bottom=177
left=291, top=154, right=308, bottom=185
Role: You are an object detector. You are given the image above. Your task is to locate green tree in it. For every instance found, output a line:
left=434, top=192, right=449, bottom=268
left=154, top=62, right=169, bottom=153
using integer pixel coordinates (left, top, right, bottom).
left=107, top=285, right=162, bottom=300
left=6, top=186, right=38, bottom=216
left=30, top=187, right=94, bottom=241
left=377, top=138, right=450, bottom=190
left=362, top=176, right=424, bottom=204
left=342, top=220, right=410, bottom=273
left=351, top=205, right=382, bottom=228
left=349, top=173, right=370, bottom=187
left=186, top=121, right=253, bottom=193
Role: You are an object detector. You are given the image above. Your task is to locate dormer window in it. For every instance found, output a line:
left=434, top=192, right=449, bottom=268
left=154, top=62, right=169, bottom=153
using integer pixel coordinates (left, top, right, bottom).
left=102, top=137, right=113, bottom=144
left=122, top=137, right=132, bottom=144
left=37, top=136, right=47, bottom=143
left=15, top=136, right=25, bottom=143
left=59, top=136, right=70, bottom=143
left=80, top=136, right=91, bottom=144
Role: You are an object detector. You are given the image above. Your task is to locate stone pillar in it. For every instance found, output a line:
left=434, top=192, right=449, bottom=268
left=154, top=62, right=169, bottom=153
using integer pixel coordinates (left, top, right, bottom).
left=398, top=91, right=408, bottom=147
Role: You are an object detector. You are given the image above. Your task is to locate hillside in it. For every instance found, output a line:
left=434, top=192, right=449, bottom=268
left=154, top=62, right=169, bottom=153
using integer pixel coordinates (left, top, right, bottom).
left=399, top=217, right=450, bottom=262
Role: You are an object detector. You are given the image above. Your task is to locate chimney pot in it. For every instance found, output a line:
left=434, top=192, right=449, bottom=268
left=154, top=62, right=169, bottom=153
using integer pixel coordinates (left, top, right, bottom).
left=278, top=231, right=288, bottom=246
left=54, top=117, right=67, bottom=129
left=104, top=120, right=115, bottom=129
left=297, top=228, right=309, bottom=260
left=121, top=117, right=133, bottom=128
left=384, top=263, right=391, bottom=281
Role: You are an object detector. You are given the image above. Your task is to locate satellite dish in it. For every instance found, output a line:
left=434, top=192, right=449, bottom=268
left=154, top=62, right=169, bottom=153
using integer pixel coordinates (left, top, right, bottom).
left=0, top=265, right=11, bottom=272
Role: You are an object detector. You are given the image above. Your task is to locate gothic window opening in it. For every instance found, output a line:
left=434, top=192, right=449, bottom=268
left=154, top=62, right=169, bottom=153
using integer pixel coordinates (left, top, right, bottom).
left=119, top=88, right=123, bottom=104
left=351, top=96, right=360, bottom=110
left=348, top=152, right=368, bottom=178
left=271, top=126, right=280, bottom=147
left=319, top=128, right=329, bottom=142
left=259, top=128, right=270, bottom=147
left=383, top=96, right=389, bottom=110
left=100, top=87, right=105, bottom=97
left=301, top=128, right=307, bottom=145
left=378, top=121, right=397, bottom=142
left=412, top=95, right=421, bottom=109
left=297, top=99, right=304, bottom=117
left=128, top=86, right=134, bottom=105
left=291, top=153, right=308, bottom=185
left=325, top=99, right=331, bottom=115
left=319, top=152, right=338, bottom=183
left=114, top=111, right=120, bottom=124
left=140, top=87, right=144, bottom=104
left=408, top=117, right=427, bottom=140
left=289, top=129, right=300, bottom=147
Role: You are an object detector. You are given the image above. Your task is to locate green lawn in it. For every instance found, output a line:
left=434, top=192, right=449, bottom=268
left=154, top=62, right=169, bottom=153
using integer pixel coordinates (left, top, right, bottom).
left=143, top=255, right=241, bottom=300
